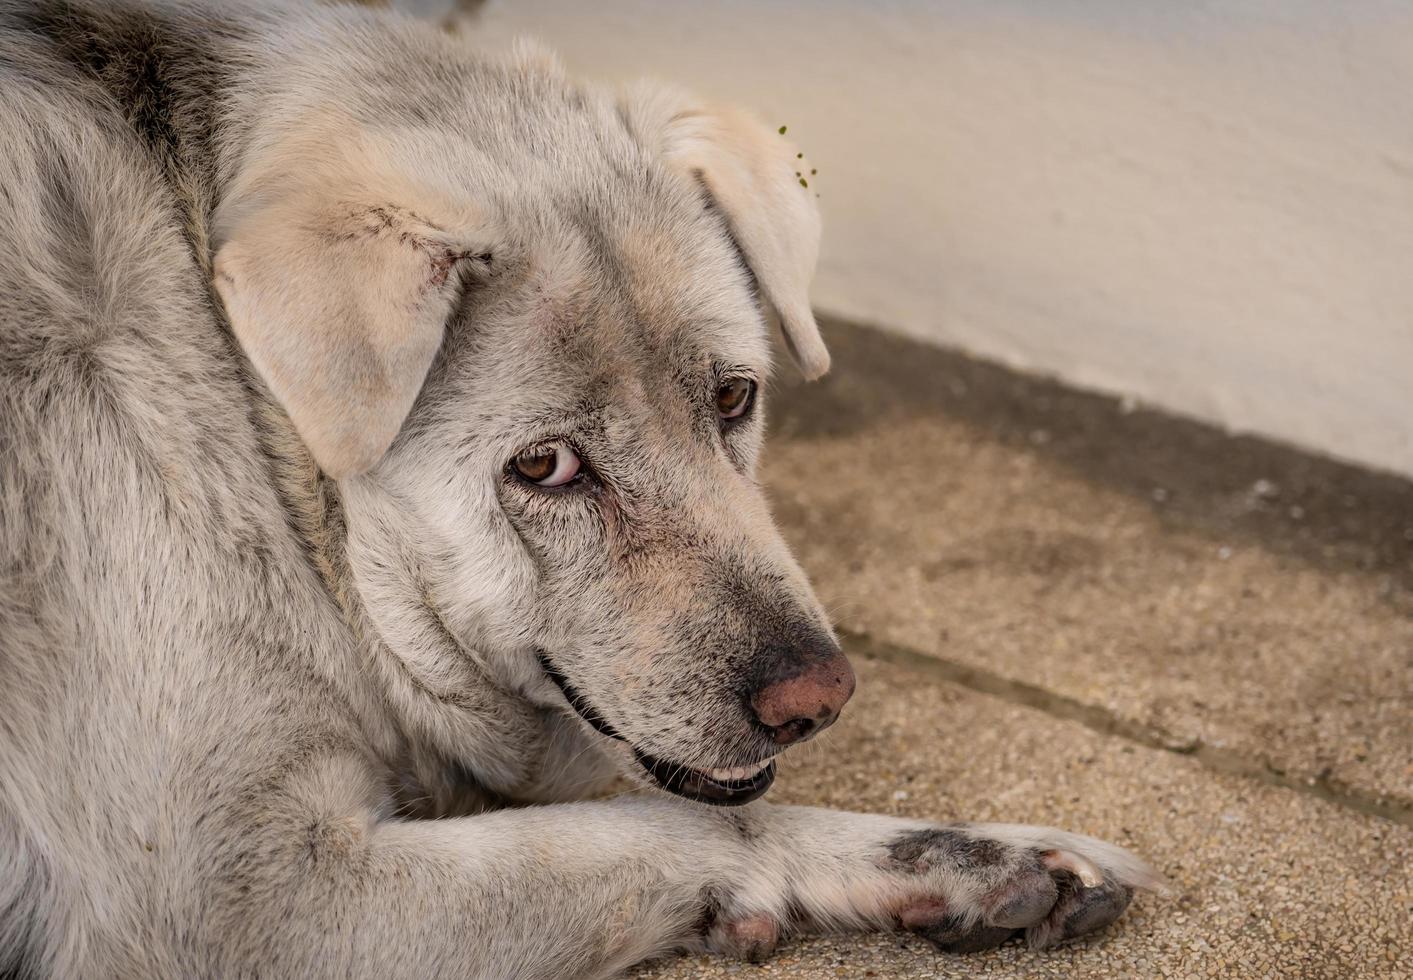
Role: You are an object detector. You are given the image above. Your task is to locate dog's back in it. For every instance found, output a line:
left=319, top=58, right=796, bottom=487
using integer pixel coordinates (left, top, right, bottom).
left=0, top=6, right=370, bottom=974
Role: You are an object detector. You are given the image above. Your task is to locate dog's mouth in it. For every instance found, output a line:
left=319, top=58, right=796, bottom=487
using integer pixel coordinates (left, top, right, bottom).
left=536, top=650, right=776, bottom=806
left=631, top=751, right=776, bottom=806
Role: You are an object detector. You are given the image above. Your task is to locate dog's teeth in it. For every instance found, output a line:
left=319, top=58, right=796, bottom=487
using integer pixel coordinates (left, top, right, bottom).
left=706, top=759, right=771, bottom=782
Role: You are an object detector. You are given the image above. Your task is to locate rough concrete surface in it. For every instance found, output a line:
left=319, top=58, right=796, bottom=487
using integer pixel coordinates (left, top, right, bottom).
left=636, top=319, right=1413, bottom=979
left=772, top=319, right=1413, bottom=812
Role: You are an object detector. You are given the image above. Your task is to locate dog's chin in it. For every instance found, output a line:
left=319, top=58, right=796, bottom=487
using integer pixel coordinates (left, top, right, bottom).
left=535, top=649, right=777, bottom=806
left=631, top=750, right=776, bottom=806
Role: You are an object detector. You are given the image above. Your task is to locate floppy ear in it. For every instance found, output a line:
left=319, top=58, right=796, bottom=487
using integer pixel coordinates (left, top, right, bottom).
left=213, top=196, right=489, bottom=479
left=623, top=86, right=829, bottom=379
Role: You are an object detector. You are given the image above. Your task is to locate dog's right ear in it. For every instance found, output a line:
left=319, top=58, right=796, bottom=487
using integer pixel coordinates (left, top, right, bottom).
left=213, top=192, right=491, bottom=480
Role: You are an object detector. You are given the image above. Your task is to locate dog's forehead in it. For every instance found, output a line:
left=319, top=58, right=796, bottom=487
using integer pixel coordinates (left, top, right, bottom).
left=504, top=183, right=771, bottom=382
left=424, top=84, right=774, bottom=400
left=606, top=207, right=769, bottom=366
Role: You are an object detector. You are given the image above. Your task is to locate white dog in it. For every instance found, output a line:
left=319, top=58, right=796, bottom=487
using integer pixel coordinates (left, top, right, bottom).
left=0, top=1, right=1160, bottom=976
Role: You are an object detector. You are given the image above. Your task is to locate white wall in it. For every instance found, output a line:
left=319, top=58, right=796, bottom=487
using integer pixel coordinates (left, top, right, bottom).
left=442, top=1, right=1413, bottom=476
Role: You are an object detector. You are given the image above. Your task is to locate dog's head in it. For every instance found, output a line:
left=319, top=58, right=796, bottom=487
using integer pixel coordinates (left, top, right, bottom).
left=212, top=45, right=851, bottom=805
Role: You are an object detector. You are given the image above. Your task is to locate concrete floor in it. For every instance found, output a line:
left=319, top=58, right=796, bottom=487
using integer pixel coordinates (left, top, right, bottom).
left=636, top=318, right=1413, bottom=980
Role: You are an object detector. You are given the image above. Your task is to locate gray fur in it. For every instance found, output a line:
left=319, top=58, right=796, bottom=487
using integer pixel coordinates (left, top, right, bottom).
left=0, top=2, right=1161, bottom=976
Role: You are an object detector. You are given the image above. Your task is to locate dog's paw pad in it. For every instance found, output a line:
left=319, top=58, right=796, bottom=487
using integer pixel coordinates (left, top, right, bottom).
left=708, top=912, right=780, bottom=963
left=897, top=899, right=1021, bottom=955
left=984, top=869, right=1058, bottom=928
left=1025, top=871, right=1133, bottom=949
left=938, top=923, right=1021, bottom=954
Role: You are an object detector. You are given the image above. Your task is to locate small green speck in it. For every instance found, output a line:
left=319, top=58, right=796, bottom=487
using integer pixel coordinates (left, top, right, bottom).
left=799, top=177, right=809, bottom=188
left=778, top=125, right=787, bottom=135
left=795, top=172, right=801, bottom=177
left=796, top=152, right=803, bottom=159
left=810, top=168, right=817, bottom=175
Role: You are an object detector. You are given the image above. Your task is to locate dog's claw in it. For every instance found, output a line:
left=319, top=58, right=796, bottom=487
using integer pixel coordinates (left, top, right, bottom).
left=1042, top=847, right=1105, bottom=888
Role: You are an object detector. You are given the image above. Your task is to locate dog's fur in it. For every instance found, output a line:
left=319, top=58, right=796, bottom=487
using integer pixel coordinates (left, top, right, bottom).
left=0, top=2, right=1160, bottom=977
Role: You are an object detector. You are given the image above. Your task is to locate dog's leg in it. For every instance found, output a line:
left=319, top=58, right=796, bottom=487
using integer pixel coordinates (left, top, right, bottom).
left=214, top=766, right=1159, bottom=978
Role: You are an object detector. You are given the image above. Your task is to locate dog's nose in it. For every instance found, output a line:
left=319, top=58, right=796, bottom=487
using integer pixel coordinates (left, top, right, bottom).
left=749, top=645, right=856, bottom=746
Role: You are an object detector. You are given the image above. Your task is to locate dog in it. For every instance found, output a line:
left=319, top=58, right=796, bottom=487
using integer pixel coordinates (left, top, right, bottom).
left=0, top=1, right=1161, bottom=976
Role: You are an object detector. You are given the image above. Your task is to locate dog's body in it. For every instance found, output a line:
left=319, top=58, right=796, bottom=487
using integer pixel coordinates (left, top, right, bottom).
left=0, top=2, right=1158, bottom=977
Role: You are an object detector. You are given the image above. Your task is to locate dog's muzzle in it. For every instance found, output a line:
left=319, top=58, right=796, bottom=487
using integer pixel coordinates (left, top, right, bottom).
left=535, top=650, right=777, bottom=806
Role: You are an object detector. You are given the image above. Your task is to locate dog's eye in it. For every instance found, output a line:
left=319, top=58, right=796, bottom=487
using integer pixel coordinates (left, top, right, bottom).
left=717, top=378, right=756, bottom=421
left=511, top=445, right=581, bottom=487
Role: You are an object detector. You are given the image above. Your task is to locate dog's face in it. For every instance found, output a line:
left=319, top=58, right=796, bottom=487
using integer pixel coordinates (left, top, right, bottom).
left=213, top=55, right=852, bottom=804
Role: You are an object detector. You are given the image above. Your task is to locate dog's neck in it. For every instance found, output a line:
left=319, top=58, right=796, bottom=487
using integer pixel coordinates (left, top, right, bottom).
left=258, top=418, right=561, bottom=812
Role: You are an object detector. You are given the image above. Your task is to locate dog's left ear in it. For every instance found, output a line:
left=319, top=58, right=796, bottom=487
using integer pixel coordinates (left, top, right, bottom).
left=622, top=86, right=829, bottom=379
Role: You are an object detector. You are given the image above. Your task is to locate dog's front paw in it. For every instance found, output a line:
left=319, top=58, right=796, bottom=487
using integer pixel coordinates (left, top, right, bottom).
left=883, top=823, right=1164, bottom=954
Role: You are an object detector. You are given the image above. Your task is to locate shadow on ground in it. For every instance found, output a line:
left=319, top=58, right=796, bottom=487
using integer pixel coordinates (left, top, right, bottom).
left=775, top=317, right=1413, bottom=598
